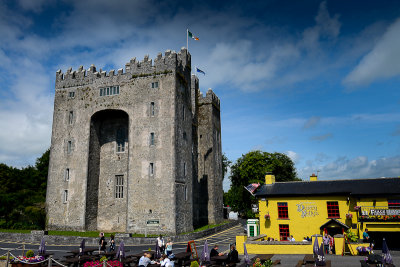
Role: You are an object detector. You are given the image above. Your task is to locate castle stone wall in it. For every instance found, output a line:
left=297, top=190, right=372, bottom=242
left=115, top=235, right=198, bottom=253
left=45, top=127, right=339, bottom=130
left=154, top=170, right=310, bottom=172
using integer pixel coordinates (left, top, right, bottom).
left=46, top=48, right=221, bottom=234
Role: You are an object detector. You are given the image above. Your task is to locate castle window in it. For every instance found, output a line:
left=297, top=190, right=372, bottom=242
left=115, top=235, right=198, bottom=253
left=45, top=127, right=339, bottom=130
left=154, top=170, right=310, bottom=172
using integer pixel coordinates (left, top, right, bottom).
left=149, top=163, right=154, bottom=176
left=278, top=202, right=289, bottom=219
left=115, top=175, right=124, bottom=199
left=182, top=105, right=185, bottom=121
left=185, top=185, right=188, bottom=201
left=69, top=111, right=74, bottom=125
left=68, top=91, right=75, bottom=98
left=150, top=102, right=155, bottom=116
left=327, top=201, right=340, bottom=218
left=65, top=168, right=70, bottom=181
left=151, top=82, right=159, bottom=88
left=279, top=224, right=290, bottom=241
left=150, top=132, right=155, bottom=146
left=67, top=141, right=72, bottom=154
left=183, top=162, right=187, bottom=176
left=63, top=190, right=68, bottom=203
left=116, top=128, right=125, bottom=153
left=183, top=132, right=187, bottom=141
left=100, top=86, right=120, bottom=96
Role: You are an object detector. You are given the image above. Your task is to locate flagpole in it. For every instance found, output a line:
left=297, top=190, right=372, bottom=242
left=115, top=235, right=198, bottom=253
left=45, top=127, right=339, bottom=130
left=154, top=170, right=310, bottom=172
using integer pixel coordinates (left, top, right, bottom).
left=186, top=29, right=189, bottom=52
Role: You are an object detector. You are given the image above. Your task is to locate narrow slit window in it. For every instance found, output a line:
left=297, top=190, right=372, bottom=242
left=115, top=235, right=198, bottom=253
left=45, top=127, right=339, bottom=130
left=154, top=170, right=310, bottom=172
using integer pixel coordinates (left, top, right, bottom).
left=150, top=102, right=155, bottom=116
left=183, top=162, right=186, bottom=176
left=149, top=163, right=154, bottom=176
left=69, top=111, right=74, bottom=125
left=150, top=132, right=155, bottom=146
left=63, top=190, right=68, bottom=203
left=182, top=105, right=185, bottom=121
left=65, top=168, right=70, bottom=181
left=67, top=141, right=72, bottom=154
left=185, top=185, right=188, bottom=201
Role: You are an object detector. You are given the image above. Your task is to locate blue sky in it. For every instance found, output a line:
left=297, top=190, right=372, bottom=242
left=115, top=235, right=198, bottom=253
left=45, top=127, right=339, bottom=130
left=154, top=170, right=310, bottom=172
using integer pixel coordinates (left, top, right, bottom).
left=1, top=0, right=400, bottom=190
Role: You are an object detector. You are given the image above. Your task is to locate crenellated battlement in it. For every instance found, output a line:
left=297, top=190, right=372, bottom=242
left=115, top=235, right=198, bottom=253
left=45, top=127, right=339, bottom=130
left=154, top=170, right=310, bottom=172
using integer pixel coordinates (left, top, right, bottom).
left=198, top=88, right=220, bottom=108
left=55, top=48, right=191, bottom=89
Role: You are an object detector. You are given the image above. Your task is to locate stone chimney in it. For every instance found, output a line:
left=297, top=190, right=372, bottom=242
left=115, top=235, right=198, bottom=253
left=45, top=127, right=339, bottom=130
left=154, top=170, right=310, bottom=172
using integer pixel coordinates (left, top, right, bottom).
left=265, top=172, right=275, bottom=184
left=310, top=173, right=318, bottom=181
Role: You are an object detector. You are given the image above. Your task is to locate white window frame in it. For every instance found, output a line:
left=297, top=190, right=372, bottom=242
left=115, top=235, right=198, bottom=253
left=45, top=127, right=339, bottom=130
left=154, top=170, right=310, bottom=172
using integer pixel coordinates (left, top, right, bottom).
left=151, top=82, right=159, bottom=89
left=68, top=91, right=75, bottom=98
left=115, top=175, right=124, bottom=199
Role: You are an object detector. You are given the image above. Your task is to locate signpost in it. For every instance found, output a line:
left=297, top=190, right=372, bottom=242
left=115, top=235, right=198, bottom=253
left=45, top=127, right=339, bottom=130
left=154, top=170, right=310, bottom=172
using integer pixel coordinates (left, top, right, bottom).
left=145, top=219, right=160, bottom=237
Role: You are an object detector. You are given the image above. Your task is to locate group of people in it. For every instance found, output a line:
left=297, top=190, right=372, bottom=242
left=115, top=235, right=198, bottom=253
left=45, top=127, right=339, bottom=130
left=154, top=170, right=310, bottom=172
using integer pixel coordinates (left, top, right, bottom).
left=99, top=232, right=116, bottom=252
left=210, top=244, right=240, bottom=264
left=138, top=252, right=174, bottom=267
left=157, top=235, right=174, bottom=256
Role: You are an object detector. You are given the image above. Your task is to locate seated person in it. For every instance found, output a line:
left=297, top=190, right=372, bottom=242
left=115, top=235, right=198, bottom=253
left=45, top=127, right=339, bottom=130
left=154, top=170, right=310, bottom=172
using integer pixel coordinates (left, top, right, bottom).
left=210, top=245, right=224, bottom=257
left=160, top=254, right=174, bottom=267
left=227, top=245, right=239, bottom=263
left=139, top=252, right=159, bottom=267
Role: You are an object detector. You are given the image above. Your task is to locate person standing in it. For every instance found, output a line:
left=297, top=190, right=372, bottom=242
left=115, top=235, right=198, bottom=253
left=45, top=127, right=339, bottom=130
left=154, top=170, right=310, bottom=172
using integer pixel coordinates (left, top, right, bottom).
left=99, top=232, right=106, bottom=252
left=323, top=233, right=330, bottom=254
left=109, top=234, right=115, bottom=252
left=363, top=229, right=370, bottom=243
left=157, top=235, right=165, bottom=254
left=166, top=238, right=173, bottom=257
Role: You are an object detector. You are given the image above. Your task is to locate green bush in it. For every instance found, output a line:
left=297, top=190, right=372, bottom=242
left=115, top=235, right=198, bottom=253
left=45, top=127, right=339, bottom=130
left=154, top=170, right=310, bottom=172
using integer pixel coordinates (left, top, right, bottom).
left=190, top=261, right=199, bottom=267
left=346, top=230, right=358, bottom=243
left=100, top=256, right=107, bottom=262
left=26, top=250, right=34, bottom=258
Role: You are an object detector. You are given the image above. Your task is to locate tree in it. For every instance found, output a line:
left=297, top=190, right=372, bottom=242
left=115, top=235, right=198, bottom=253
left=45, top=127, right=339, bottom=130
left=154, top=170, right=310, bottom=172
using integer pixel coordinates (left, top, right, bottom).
left=225, top=150, right=299, bottom=217
left=0, top=149, right=49, bottom=229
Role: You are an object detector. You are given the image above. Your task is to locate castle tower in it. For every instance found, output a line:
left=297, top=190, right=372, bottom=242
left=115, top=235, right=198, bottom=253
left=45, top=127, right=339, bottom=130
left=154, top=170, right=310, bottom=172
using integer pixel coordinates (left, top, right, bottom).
left=46, top=48, right=223, bottom=234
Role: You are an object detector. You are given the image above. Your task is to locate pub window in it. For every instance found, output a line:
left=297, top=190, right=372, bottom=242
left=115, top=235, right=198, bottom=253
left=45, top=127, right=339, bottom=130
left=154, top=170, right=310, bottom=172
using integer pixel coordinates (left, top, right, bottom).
left=149, top=163, right=154, bottom=176
left=150, top=132, right=155, bottom=146
left=279, top=224, right=290, bottom=241
left=151, top=82, right=159, bottom=88
left=327, top=201, right=340, bottom=218
left=64, top=168, right=70, bottom=182
left=278, top=202, right=289, bottom=219
left=150, top=102, right=155, bottom=116
left=63, top=190, right=68, bottom=203
left=68, top=111, right=74, bottom=125
left=388, top=200, right=400, bottom=209
left=68, top=91, right=75, bottom=98
left=115, top=175, right=124, bottom=199
left=116, top=128, right=125, bottom=153
left=67, top=141, right=72, bottom=154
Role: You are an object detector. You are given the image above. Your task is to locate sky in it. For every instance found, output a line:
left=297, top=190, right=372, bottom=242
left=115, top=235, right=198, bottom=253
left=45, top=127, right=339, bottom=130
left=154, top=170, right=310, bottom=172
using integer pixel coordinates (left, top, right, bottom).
left=1, top=0, right=400, bottom=191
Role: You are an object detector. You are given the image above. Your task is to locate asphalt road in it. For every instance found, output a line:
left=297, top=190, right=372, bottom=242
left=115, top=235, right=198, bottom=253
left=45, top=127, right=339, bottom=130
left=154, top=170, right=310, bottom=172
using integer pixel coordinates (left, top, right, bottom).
left=0, top=224, right=244, bottom=260
left=1, top=224, right=399, bottom=267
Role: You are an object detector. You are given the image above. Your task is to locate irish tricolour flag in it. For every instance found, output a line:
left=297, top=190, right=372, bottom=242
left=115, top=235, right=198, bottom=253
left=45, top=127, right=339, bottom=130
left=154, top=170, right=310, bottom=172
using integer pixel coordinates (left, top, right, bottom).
left=188, top=30, right=199, bottom=40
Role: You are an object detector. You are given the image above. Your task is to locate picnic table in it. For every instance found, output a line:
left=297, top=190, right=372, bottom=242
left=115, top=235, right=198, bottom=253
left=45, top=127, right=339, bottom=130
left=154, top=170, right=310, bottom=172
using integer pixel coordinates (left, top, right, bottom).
left=295, top=255, right=331, bottom=267
left=256, top=254, right=274, bottom=263
left=62, top=255, right=95, bottom=267
left=174, top=252, right=192, bottom=266
left=211, top=255, right=228, bottom=266
left=67, top=248, right=97, bottom=256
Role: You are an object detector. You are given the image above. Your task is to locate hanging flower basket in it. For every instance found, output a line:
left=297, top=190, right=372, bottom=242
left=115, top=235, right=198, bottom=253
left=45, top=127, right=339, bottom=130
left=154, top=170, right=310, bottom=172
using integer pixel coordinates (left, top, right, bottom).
left=354, top=206, right=361, bottom=211
left=346, top=213, right=353, bottom=219
left=264, top=214, right=270, bottom=220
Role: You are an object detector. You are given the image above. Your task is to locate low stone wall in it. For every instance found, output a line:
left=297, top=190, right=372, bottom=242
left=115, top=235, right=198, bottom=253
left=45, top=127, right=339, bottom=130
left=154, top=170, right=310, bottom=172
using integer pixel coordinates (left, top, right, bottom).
left=0, top=221, right=239, bottom=246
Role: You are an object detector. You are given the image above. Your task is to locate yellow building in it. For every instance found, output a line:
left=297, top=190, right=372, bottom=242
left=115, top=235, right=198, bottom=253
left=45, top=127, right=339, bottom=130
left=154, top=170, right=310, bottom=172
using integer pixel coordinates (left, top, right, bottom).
left=253, top=173, right=400, bottom=249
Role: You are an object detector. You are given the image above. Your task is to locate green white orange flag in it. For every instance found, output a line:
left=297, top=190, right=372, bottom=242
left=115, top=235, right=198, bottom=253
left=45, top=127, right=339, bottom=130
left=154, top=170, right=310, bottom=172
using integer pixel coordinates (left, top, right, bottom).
left=188, top=30, right=199, bottom=40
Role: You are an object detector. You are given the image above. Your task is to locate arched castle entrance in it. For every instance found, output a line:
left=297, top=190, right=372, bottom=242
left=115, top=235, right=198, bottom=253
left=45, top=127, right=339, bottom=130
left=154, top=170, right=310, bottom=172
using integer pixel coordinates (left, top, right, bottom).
left=86, top=109, right=129, bottom=231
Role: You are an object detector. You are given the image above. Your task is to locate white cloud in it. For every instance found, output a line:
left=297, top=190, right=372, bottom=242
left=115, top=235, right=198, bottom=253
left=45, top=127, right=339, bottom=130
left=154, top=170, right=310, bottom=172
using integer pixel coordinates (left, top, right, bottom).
left=344, top=18, right=400, bottom=87
left=286, top=150, right=300, bottom=164
left=299, top=155, right=400, bottom=180
left=303, top=116, right=321, bottom=129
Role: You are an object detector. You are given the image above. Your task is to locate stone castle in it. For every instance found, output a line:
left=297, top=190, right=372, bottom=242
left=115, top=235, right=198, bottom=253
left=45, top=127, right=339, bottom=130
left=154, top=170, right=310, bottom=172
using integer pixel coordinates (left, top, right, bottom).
left=46, top=48, right=223, bottom=234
